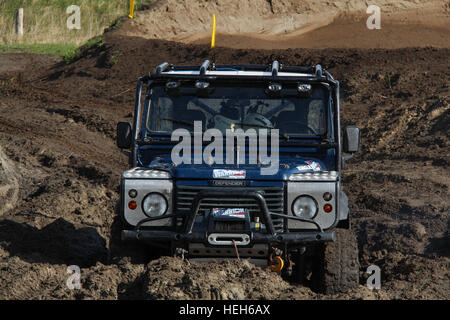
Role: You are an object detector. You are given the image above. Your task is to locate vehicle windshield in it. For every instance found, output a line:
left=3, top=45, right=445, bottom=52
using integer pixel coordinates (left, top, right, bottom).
left=146, top=84, right=329, bottom=136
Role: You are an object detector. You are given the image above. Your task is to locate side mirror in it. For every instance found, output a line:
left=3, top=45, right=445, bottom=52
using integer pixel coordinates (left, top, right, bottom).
left=117, top=122, right=132, bottom=149
left=343, top=125, right=360, bottom=153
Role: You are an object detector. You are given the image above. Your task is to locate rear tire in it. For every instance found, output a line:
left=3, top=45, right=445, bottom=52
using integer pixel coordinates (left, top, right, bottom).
left=314, top=228, right=360, bottom=294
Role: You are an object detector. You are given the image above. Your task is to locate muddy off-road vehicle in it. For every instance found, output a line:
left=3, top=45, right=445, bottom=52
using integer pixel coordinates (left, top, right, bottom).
left=116, top=60, right=361, bottom=293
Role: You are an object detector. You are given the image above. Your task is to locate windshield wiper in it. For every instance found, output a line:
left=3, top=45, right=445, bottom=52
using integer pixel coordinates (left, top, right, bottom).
left=160, top=118, right=194, bottom=128
left=233, top=122, right=275, bottom=130
left=231, top=123, right=293, bottom=142
left=159, top=118, right=209, bottom=133
left=276, top=133, right=332, bottom=142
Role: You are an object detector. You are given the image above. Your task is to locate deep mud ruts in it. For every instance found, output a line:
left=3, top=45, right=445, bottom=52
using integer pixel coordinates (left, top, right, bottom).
left=0, top=21, right=448, bottom=299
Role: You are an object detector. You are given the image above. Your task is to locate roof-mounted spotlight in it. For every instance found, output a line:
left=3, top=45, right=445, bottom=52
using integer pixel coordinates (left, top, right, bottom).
left=267, top=82, right=282, bottom=93
left=165, top=80, right=181, bottom=96
left=195, top=81, right=210, bottom=89
left=166, top=80, right=180, bottom=89
left=297, top=83, right=312, bottom=97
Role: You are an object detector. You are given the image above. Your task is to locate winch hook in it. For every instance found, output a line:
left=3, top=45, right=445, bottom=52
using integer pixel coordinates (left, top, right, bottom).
left=269, top=248, right=284, bottom=272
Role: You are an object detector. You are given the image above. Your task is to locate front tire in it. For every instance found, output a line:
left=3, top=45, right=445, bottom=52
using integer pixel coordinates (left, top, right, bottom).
left=314, top=228, right=360, bottom=294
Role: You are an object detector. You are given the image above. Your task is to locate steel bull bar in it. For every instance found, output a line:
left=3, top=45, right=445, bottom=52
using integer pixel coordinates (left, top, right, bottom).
left=121, top=190, right=336, bottom=244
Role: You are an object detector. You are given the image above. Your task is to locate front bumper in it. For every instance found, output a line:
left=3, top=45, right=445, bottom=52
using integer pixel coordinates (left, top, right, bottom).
left=121, top=229, right=336, bottom=244
left=121, top=190, right=336, bottom=249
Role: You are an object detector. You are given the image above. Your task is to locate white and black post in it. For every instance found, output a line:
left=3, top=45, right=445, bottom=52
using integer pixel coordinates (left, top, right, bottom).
left=15, top=8, right=24, bottom=37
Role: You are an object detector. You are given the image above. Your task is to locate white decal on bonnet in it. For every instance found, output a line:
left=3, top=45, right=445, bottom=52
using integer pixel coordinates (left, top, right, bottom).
left=296, top=161, right=322, bottom=172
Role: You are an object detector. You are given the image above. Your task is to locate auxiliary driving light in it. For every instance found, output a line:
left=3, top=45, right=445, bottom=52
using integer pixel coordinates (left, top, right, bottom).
left=195, top=81, right=210, bottom=89
left=297, top=83, right=312, bottom=92
left=297, top=83, right=312, bottom=97
left=268, top=83, right=282, bottom=93
left=166, top=81, right=180, bottom=89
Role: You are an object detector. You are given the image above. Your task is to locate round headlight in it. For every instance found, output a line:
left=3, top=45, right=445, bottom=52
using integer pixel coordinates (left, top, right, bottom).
left=292, top=196, right=318, bottom=219
left=142, top=193, right=168, bottom=217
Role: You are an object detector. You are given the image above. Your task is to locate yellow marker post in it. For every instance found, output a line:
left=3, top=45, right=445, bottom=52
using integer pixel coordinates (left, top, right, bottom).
left=211, top=14, right=216, bottom=49
left=129, top=0, right=135, bottom=19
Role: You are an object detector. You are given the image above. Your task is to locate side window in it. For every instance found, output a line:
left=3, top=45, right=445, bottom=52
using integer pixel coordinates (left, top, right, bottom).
left=307, top=100, right=325, bottom=134
left=149, top=97, right=174, bottom=132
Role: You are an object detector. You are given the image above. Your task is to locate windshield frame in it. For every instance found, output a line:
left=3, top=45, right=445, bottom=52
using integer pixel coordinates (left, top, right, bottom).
left=142, top=80, right=334, bottom=141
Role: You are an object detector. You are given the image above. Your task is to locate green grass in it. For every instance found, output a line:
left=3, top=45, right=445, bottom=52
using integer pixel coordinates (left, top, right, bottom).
left=0, top=38, right=107, bottom=63
left=0, top=1, right=155, bottom=61
left=62, top=37, right=105, bottom=63
left=0, top=0, right=154, bottom=45
left=0, top=43, right=78, bottom=56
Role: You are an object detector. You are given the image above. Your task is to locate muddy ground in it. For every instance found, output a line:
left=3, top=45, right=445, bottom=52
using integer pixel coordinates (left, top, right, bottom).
left=0, top=3, right=449, bottom=300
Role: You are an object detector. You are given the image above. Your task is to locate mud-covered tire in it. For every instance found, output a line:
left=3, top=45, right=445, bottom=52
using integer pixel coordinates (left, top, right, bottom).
left=315, top=228, right=360, bottom=294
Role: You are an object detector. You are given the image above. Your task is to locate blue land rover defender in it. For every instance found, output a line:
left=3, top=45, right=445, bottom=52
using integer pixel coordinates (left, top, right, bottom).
left=116, top=60, right=361, bottom=293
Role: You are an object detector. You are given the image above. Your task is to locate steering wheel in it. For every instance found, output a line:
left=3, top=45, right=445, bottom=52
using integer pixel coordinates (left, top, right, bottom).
left=278, top=121, right=319, bottom=135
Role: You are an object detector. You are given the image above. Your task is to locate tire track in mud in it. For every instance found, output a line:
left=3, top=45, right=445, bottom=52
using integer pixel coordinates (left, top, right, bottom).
left=0, top=149, right=19, bottom=216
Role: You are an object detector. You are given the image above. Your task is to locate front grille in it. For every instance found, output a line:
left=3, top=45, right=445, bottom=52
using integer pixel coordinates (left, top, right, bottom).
left=175, top=185, right=285, bottom=231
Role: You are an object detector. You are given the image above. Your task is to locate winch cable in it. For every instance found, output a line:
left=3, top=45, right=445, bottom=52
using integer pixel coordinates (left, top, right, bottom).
left=232, top=239, right=240, bottom=261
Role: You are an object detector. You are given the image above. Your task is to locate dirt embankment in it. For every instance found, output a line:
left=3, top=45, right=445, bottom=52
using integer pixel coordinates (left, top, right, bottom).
left=0, top=1, right=448, bottom=300
left=129, top=0, right=450, bottom=49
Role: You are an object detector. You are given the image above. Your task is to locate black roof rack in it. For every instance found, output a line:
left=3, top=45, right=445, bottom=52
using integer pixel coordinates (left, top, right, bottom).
left=272, top=60, right=280, bottom=76
left=315, top=64, right=323, bottom=78
left=156, top=62, right=170, bottom=74
left=199, top=60, right=210, bottom=75
left=150, top=60, right=331, bottom=82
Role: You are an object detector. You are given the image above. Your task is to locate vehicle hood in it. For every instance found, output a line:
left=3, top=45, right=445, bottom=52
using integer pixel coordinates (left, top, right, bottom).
left=143, top=153, right=333, bottom=181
